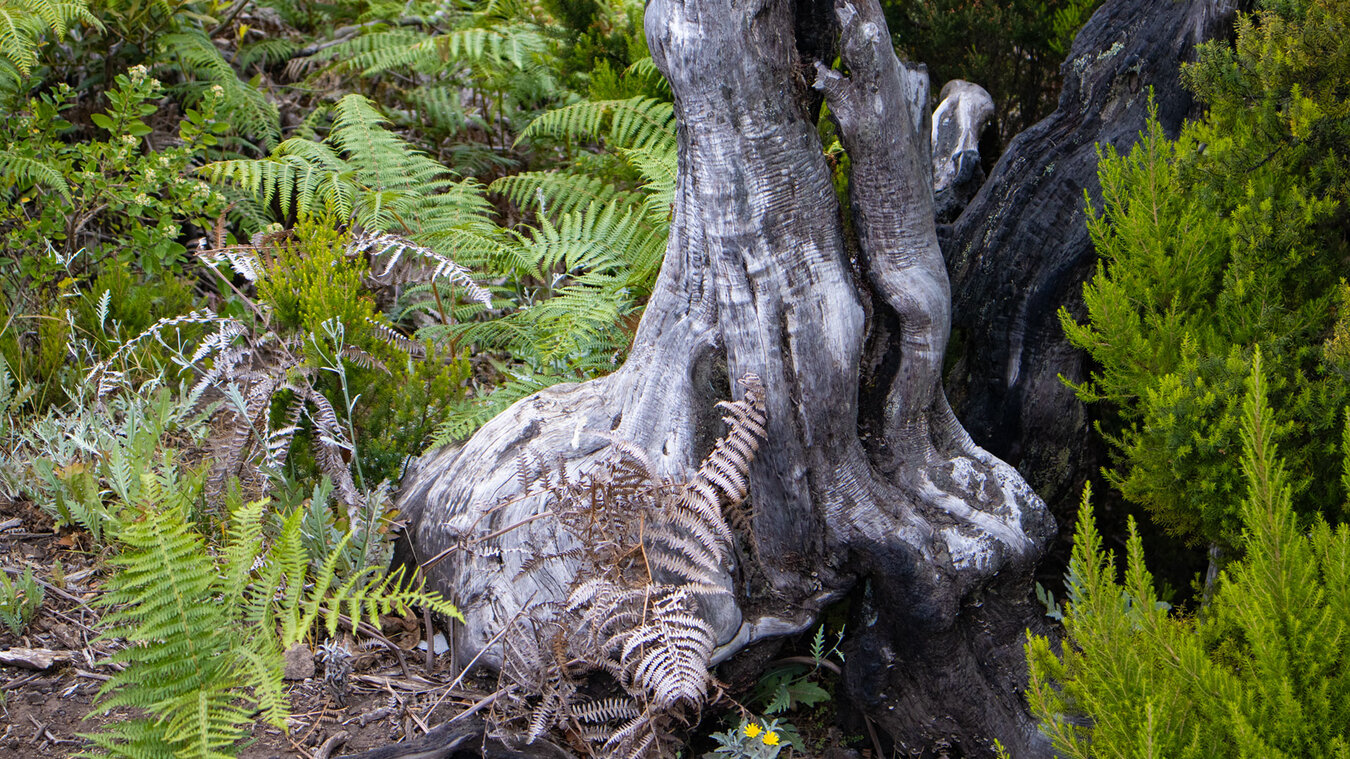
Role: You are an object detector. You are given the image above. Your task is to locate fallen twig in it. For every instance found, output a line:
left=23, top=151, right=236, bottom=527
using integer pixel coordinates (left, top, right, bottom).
left=767, top=655, right=843, bottom=676
left=315, top=730, right=350, bottom=759
left=2, top=566, right=100, bottom=611
left=343, top=704, right=396, bottom=727
left=444, top=687, right=506, bottom=726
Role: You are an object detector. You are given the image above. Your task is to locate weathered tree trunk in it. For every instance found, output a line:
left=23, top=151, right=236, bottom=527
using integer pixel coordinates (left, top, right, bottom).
left=388, top=0, right=1057, bottom=755
left=941, top=0, right=1237, bottom=516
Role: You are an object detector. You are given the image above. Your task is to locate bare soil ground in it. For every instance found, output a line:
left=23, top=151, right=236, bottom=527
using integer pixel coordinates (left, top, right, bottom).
left=0, top=496, right=493, bottom=759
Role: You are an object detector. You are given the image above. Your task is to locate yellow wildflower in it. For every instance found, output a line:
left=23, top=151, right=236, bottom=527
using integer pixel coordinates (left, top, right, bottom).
left=762, top=731, right=780, bottom=746
left=742, top=723, right=762, bottom=738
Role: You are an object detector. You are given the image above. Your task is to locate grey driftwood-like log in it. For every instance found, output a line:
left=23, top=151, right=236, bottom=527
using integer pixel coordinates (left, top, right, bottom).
left=941, top=0, right=1236, bottom=515
left=383, top=0, right=1056, bottom=755
left=931, top=80, right=995, bottom=223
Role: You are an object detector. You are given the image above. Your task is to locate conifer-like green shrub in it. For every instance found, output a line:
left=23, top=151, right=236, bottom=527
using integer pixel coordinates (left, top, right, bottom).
left=1060, top=0, right=1350, bottom=548
left=1027, top=351, right=1350, bottom=757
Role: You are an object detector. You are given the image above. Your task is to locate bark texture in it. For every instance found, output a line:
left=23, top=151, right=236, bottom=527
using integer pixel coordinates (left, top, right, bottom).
left=391, top=0, right=1057, bottom=755
left=931, top=81, right=995, bottom=223
left=941, top=0, right=1237, bottom=515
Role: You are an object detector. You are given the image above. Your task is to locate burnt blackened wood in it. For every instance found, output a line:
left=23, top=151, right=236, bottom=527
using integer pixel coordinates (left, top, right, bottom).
left=942, top=0, right=1236, bottom=516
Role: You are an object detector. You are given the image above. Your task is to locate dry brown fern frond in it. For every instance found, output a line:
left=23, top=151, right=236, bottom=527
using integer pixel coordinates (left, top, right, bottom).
left=488, top=373, right=768, bottom=757
left=351, top=230, right=493, bottom=307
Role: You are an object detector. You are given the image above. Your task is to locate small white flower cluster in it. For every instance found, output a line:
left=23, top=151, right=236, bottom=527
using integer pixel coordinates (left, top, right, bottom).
left=126, top=64, right=160, bottom=88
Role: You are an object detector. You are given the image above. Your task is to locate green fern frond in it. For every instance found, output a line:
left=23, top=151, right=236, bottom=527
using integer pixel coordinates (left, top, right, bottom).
left=14, top=0, right=98, bottom=36
left=428, top=313, right=534, bottom=355
left=90, top=474, right=462, bottom=757
left=236, top=645, right=287, bottom=728
left=410, top=84, right=468, bottom=133
left=431, top=373, right=560, bottom=445
left=438, top=24, right=545, bottom=69
left=491, top=170, right=640, bottom=218
left=291, top=535, right=461, bottom=640
left=236, top=37, right=298, bottom=69
left=204, top=138, right=352, bottom=222
left=619, top=144, right=677, bottom=222
left=331, top=93, right=418, bottom=189
left=0, top=6, right=44, bottom=76
left=94, top=476, right=249, bottom=758
left=204, top=93, right=504, bottom=261
left=83, top=725, right=178, bottom=759
left=274, top=508, right=310, bottom=646
left=159, top=29, right=237, bottom=82
left=622, top=57, right=672, bottom=99
left=311, top=20, right=547, bottom=76
left=0, top=148, right=70, bottom=200
left=428, top=278, right=631, bottom=370
left=520, top=96, right=675, bottom=153
left=159, top=29, right=280, bottom=147
left=305, top=28, right=425, bottom=74
left=407, top=90, right=675, bottom=441
left=0, top=0, right=100, bottom=77
left=220, top=497, right=266, bottom=607
left=518, top=201, right=667, bottom=288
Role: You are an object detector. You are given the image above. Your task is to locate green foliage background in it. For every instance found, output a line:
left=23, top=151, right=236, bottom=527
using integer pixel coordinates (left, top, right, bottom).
left=882, top=0, right=1103, bottom=146
left=0, top=0, right=672, bottom=752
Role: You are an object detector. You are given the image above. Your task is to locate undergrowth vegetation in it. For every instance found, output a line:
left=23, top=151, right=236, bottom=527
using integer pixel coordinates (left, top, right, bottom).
left=0, top=0, right=678, bottom=752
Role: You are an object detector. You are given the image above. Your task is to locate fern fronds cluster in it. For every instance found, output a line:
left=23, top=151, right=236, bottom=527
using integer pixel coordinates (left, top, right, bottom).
left=292, top=0, right=563, bottom=159
left=0, top=0, right=99, bottom=83
left=482, top=375, right=766, bottom=758
left=424, top=88, right=678, bottom=444
left=518, top=96, right=676, bottom=154
left=310, top=23, right=549, bottom=77
left=203, top=50, right=676, bottom=447
left=0, top=565, right=43, bottom=635
left=91, top=475, right=267, bottom=759
left=156, top=28, right=280, bottom=148
left=204, top=93, right=504, bottom=270
left=89, top=474, right=460, bottom=759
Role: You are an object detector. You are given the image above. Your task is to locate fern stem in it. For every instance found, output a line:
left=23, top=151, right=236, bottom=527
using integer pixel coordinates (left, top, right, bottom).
left=421, top=510, right=556, bottom=571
